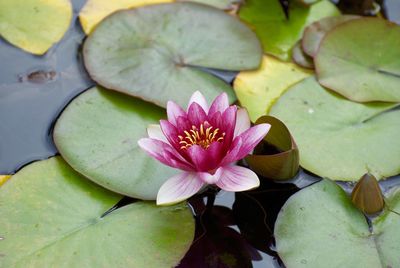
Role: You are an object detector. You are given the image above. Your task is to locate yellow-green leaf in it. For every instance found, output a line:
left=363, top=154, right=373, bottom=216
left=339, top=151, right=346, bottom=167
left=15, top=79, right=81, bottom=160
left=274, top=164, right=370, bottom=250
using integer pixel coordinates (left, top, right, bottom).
left=233, top=55, right=312, bottom=122
left=0, top=175, right=11, bottom=187
left=79, top=0, right=173, bottom=34
left=0, top=0, right=72, bottom=55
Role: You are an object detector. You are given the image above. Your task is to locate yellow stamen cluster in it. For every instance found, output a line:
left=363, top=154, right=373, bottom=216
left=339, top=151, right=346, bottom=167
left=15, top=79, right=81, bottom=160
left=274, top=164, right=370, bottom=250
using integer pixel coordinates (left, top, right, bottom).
left=179, top=123, right=225, bottom=150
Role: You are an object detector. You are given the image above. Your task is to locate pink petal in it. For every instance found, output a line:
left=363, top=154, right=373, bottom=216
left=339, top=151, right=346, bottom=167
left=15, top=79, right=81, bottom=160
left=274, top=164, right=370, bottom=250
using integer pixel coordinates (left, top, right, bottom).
left=220, top=106, right=237, bottom=147
left=186, top=143, right=222, bottom=171
left=234, top=108, right=251, bottom=137
left=176, top=116, right=192, bottom=132
left=187, top=102, right=208, bottom=126
left=147, top=124, right=168, bottom=143
left=157, top=172, right=205, bottom=205
left=208, top=92, right=229, bottom=116
left=222, top=123, right=271, bottom=165
left=198, top=168, right=223, bottom=184
left=216, top=165, right=260, bottom=192
left=159, top=119, right=180, bottom=149
left=138, top=138, right=193, bottom=170
left=188, top=91, right=209, bottom=113
left=167, top=101, right=186, bottom=126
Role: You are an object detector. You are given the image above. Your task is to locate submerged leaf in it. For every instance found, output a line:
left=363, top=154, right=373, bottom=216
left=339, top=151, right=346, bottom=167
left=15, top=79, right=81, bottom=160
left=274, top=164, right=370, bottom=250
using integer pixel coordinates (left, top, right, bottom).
left=54, top=87, right=178, bottom=200
left=0, top=0, right=72, bottom=55
left=351, top=173, right=385, bottom=215
left=246, top=116, right=299, bottom=180
left=0, top=157, right=195, bottom=267
left=275, top=179, right=400, bottom=268
left=315, top=18, right=400, bottom=102
left=238, top=0, right=339, bottom=60
left=84, top=2, right=262, bottom=108
left=0, top=175, right=11, bottom=186
left=234, top=55, right=312, bottom=122
left=270, top=76, right=400, bottom=181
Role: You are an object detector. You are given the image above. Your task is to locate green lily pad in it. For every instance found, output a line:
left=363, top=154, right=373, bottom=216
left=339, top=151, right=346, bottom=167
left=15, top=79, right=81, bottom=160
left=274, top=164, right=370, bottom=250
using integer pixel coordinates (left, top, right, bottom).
left=234, top=55, right=312, bottom=122
left=238, top=0, right=339, bottom=61
left=275, top=179, right=400, bottom=268
left=0, top=157, right=195, bottom=267
left=302, top=15, right=360, bottom=57
left=315, top=18, right=400, bottom=102
left=0, top=0, right=72, bottom=55
left=53, top=86, right=177, bottom=200
left=269, top=77, right=400, bottom=181
left=83, top=2, right=261, bottom=108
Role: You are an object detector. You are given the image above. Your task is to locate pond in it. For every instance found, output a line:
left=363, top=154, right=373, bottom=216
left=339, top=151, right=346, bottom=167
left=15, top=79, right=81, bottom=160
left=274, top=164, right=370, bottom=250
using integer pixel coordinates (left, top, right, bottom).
left=0, top=0, right=400, bottom=267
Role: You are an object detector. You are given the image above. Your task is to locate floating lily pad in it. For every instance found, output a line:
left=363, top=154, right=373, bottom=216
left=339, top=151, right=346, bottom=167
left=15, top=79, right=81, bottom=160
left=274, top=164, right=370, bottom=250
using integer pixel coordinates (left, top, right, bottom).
left=0, top=157, right=195, bottom=267
left=269, top=77, right=400, bottom=181
left=84, top=2, right=261, bottom=107
left=315, top=18, right=400, bottom=102
left=275, top=179, right=400, bottom=268
left=79, top=0, right=173, bottom=34
left=234, top=55, right=312, bottom=122
left=246, top=116, right=299, bottom=180
left=292, top=41, right=314, bottom=69
left=302, top=15, right=360, bottom=57
left=53, top=87, right=178, bottom=200
left=0, top=175, right=11, bottom=187
left=0, top=0, right=72, bottom=55
left=238, top=0, right=339, bottom=60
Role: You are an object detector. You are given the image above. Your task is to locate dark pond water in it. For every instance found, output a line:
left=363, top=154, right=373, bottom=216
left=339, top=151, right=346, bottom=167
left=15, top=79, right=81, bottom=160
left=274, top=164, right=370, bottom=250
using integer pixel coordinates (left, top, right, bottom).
left=0, top=1, right=399, bottom=267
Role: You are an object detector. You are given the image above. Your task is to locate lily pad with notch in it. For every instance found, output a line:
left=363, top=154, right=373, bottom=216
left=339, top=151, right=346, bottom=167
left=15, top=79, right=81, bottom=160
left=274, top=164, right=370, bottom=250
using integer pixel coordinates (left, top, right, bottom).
left=315, top=18, right=400, bottom=102
left=275, top=179, right=400, bottom=268
left=245, top=116, right=300, bottom=180
left=269, top=76, right=400, bottom=181
left=0, top=157, right=195, bottom=268
left=83, top=2, right=262, bottom=108
left=238, top=0, right=339, bottom=61
left=53, top=86, right=178, bottom=200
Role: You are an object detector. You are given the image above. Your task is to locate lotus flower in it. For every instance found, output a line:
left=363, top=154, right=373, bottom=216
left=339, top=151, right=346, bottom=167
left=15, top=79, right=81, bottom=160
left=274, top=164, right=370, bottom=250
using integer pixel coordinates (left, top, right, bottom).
left=138, top=91, right=271, bottom=205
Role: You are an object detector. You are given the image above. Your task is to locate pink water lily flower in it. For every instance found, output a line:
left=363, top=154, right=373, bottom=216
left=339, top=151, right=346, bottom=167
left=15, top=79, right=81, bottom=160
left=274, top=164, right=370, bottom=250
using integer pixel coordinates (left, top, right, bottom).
left=138, top=91, right=271, bottom=205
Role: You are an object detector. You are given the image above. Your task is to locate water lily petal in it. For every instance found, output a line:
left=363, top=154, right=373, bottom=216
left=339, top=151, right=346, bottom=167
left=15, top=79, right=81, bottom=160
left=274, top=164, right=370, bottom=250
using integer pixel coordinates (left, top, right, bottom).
left=198, top=169, right=222, bottom=184
left=147, top=124, right=168, bottom=143
left=222, top=123, right=271, bottom=165
left=234, top=108, right=251, bottom=137
left=188, top=91, right=209, bottom=113
left=216, top=165, right=260, bottom=192
left=188, top=102, right=208, bottom=126
left=157, top=172, right=205, bottom=205
left=208, top=92, right=229, bottom=116
left=186, top=143, right=222, bottom=171
left=138, top=138, right=193, bottom=170
left=160, top=119, right=181, bottom=149
left=220, top=105, right=237, bottom=147
left=167, top=101, right=186, bottom=126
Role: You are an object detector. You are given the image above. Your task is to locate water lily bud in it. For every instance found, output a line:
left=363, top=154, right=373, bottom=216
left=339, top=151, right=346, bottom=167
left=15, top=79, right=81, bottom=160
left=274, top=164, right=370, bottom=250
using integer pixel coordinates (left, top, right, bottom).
left=351, top=173, right=384, bottom=215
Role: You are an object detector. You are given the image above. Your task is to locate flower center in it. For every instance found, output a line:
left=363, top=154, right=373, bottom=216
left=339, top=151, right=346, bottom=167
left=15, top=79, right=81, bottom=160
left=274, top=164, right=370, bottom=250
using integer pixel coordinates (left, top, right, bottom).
left=178, top=122, right=225, bottom=150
